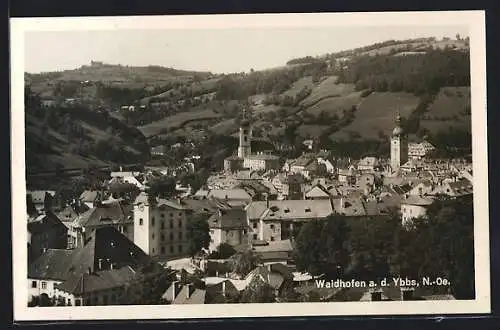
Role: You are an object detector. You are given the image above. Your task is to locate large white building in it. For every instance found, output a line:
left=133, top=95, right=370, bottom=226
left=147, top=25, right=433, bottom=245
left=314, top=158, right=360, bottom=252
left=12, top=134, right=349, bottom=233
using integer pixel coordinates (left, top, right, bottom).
left=390, top=114, right=408, bottom=173
left=225, top=108, right=280, bottom=172
left=408, top=141, right=436, bottom=160
left=133, top=192, right=190, bottom=258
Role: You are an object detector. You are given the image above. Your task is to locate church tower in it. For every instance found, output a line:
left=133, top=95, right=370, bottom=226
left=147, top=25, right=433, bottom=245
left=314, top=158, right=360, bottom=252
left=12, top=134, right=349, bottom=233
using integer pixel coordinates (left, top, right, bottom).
left=390, top=113, right=408, bottom=173
left=238, top=108, right=252, bottom=158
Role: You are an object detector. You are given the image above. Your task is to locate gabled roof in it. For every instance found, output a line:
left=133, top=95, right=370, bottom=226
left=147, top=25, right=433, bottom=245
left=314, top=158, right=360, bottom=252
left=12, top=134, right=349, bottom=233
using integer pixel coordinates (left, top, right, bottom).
left=28, top=249, right=74, bottom=281
left=72, top=201, right=133, bottom=228
left=245, top=200, right=334, bottom=221
left=56, top=266, right=137, bottom=295
left=305, top=185, right=331, bottom=198
left=207, top=189, right=252, bottom=201
left=172, top=285, right=207, bottom=304
left=402, top=196, right=434, bottom=206
left=208, top=208, right=247, bottom=230
left=447, top=179, right=473, bottom=196
left=331, top=197, right=366, bottom=217
left=27, top=212, right=67, bottom=235
left=30, top=227, right=151, bottom=283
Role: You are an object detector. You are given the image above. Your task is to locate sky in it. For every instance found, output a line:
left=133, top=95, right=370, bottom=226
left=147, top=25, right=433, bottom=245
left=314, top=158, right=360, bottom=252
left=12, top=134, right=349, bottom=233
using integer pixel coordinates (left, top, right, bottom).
left=24, top=25, right=469, bottom=74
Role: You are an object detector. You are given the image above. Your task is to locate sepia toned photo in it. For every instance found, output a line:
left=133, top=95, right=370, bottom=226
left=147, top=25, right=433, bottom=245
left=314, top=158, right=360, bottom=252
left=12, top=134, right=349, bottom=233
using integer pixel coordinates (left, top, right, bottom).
left=11, top=11, right=489, bottom=321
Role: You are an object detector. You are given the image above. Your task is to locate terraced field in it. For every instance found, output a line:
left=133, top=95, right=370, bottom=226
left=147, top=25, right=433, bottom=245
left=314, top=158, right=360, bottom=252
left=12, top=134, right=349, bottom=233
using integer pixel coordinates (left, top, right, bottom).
left=420, top=86, right=471, bottom=133
left=300, top=76, right=356, bottom=107
left=330, top=92, right=420, bottom=141
left=303, top=90, right=365, bottom=117
left=281, top=76, right=314, bottom=98
left=138, top=109, right=222, bottom=137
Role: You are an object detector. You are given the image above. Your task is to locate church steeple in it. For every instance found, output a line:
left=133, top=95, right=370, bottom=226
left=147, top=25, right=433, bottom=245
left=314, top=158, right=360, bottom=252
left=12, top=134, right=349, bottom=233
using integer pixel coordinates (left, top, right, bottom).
left=390, top=110, right=408, bottom=173
left=238, top=107, right=252, bottom=158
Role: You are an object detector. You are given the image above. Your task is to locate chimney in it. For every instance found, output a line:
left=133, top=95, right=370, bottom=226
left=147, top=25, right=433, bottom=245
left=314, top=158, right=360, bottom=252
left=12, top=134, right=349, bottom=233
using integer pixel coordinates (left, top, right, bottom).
left=222, top=281, right=226, bottom=297
left=98, top=258, right=102, bottom=270
left=186, top=283, right=194, bottom=299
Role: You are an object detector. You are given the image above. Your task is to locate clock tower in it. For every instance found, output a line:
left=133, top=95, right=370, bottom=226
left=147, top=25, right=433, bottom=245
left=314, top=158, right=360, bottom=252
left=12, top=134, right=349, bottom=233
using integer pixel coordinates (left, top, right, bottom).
left=390, top=113, right=408, bottom=173
left=238, top=108, right=252, bottom=158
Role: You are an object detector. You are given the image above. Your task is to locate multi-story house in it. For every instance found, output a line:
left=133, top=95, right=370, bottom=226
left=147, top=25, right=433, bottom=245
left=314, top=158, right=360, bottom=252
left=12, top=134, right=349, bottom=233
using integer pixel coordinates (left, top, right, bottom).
left=245, top=199, right=335, bottom=243
left=28, top=212, right=68, bottom=262
left=133, top=192, right=190, bottom=259
left=208, top=206, right=249, bottom=252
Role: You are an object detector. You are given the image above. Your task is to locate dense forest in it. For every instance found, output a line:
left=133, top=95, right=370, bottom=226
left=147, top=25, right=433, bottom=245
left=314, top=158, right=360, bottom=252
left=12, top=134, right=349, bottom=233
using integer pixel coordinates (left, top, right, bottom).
left=336, top=49, right=470, bottom=95
left=294, top=197, right=475, bottom=299
left=25, top=85, right=150, bottom=166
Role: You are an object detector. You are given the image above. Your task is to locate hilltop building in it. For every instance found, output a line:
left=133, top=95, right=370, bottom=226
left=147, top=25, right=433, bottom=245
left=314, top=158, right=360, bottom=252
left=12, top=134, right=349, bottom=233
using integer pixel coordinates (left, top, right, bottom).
left=224, top=108, right=280, bottom=173
left=390, top=113, right=408, bottom=173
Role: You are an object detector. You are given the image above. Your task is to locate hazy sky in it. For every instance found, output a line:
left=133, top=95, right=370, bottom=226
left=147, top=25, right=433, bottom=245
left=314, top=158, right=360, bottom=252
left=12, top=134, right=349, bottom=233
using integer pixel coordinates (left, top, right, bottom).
left=24, top=25, right=469, bottom=74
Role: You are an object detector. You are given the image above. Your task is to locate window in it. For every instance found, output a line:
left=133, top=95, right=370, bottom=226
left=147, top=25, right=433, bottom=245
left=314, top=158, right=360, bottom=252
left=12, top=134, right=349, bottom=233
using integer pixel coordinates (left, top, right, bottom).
left=178, top=245, right=183, bottom=253
left=75, top=299, right=82, bottom=306
left=151, top=217, right=155, bottom=226
left=170, top=233, right=174, bottom=240
left=139, top=218, right=143, bottom=225
left=253, top=222, right=258, bottom=229
left=178, top=220, right=182, bottom=228
left=111, top=294, right=116, bottom=303
left=102, top=295, right=108, bottom=305
left=161, top=221, right=165, bottom=229
left=170, top=213, right=173, bottom=217
left=178, top=212, right=183, bottom=217
left=244, top=136, right=248, bottom=142
left=123, top=226, right=128, bottom=233
left=161, top=234, right=165, bottom=241
left=41, top=282, right=47, bottom=289
left=170, top=221, right=174, bottom=228
left=152, top=233, right=155, bottom=240
left=161, top=213, right=165, bottom=218
left=178, top=232, right=182, bottom=240
left=161, top=246, right=165, bottom=254
left=270, top=224, right=275, bottom=230
left=270, top=237, right=275, bottom=241
left=152, top=248, right=155, bottom=254
left=253, top=234, right=258, bottom=240
left=170, top=246, right=174, bottom=253
left=31, top=281, right=37, bottom=288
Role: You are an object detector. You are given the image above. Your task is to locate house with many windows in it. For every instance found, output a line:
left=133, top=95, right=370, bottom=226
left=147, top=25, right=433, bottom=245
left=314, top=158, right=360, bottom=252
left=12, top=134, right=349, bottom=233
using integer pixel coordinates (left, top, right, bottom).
left=133, top=192, right=190, bottom=259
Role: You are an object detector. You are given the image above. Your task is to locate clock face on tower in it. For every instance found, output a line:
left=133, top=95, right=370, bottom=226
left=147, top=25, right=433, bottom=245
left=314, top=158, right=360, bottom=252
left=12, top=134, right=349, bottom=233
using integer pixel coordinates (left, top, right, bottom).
left=139, top=205, right=144, bottom=211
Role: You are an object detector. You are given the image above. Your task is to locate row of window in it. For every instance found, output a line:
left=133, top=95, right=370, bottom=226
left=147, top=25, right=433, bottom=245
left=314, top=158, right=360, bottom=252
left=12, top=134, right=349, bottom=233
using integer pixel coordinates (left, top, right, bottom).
left=159, top=245, right=183, bottom=254
left=251, top=234, right=275, bottom=241
left=138, top=218, right=184, bottom=228
left=152, top=232, right=184, bottom=241
left=31, top=281, right=46, bottom=289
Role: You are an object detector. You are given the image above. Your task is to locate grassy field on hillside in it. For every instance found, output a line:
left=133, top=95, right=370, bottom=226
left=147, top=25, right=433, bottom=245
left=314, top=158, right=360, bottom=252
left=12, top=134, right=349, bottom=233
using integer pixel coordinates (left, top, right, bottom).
left=281, top=76, right=314, bottom=98
left=300, top=76, right=356, bottom=107
left=330, top=92, right=420, bottom=141
left=209, top=118, right=238, bottom=135
left=138, top=109, right=222, bottom=137
left=303, top=90, right=365, bottom=116
left=420, top=86, right=471, bottom=133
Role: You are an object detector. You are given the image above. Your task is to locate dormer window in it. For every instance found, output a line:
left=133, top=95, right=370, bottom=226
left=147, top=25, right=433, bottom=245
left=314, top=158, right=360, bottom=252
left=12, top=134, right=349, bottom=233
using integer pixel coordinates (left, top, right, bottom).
left=305, top=208, right=311, bottom=213
left=284, top=208, right=290, bottom=213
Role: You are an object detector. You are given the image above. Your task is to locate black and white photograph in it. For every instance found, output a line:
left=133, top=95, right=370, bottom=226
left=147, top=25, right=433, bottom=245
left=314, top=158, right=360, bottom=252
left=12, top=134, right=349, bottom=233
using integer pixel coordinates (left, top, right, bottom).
left=11, top=11, right=489, bottom=321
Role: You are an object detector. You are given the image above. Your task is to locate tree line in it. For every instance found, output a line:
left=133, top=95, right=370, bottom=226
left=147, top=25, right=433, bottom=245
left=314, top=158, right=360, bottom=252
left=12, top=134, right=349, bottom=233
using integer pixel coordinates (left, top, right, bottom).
left=294, top=197, right=475, bottom=299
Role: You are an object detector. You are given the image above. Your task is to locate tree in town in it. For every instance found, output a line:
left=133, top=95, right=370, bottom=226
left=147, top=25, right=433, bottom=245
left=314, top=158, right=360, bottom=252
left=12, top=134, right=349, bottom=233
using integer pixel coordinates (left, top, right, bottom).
left=119, top=263, right=176, bottom=305
left=230, top=250, right=260, bottom=278
left=209, top=243, right=237, bottom=259
left=186, top=216, right=211, bottom=257
left=43, top=192, right=53, bottom=212
left=147, top=176, right=177, bottom=199
left=239, top=278, right=276, bottom=303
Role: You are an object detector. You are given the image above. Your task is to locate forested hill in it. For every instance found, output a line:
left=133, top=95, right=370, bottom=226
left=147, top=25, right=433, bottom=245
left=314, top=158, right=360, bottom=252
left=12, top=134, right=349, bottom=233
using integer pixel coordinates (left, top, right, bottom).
left=25, top=86, right=150, bottom=172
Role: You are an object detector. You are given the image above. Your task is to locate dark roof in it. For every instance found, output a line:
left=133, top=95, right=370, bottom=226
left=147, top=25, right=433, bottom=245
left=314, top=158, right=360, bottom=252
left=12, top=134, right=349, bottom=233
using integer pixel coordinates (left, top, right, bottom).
left=249, top=266, right=286, bottom=290
left=181, top=198, right=232, bottom=215
left=73, top=201, right=133, bottom=228
left=28, top=249, right=74, bottom=281
left=27, top=213, right=67, bottom=235
left=208, top=208, right=248, bottom=230
left=172, top=285, right=207, bottom=304
left=30, top=227, right=151, bottom=283
left=56, top=266, right=137, bottom=295
left=392, top=184, right=413, bottom=195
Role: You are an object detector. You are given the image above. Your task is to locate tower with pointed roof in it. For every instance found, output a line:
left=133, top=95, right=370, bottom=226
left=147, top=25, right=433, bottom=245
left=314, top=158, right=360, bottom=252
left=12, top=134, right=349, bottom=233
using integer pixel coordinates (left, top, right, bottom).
left=390, top=112, right=408, bottom=173
left=237, top=108, right=252, bottom=158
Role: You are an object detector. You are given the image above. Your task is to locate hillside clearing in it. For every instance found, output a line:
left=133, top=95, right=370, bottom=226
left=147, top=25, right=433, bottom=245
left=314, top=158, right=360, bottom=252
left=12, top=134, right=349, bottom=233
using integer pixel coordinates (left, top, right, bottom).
left=281, top=76, right=314, bottom=98
left=330, top=92, right=420, bottom=141
left=303, top=91, right=365, bottom=116
left=300, top=76, right=356, bottom=107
